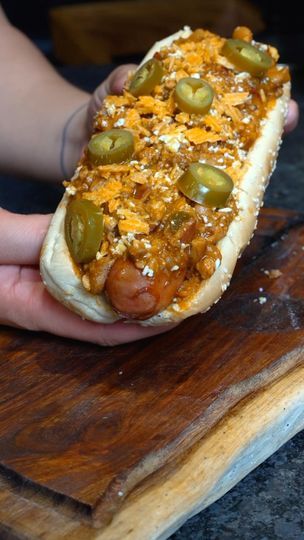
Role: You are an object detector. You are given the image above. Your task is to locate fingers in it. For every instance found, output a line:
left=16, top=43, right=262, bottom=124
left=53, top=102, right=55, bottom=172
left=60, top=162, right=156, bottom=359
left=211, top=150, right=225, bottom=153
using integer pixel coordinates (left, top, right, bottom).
left=0, top=264, right=176, bottom=346
left=0, top=209, right=52, bottom=264
left=284, top=99, right=299, bottom=134
left=87, top=64, right=137, bottom=130
left=0, top=208, right=176, bottom=346
left=37, top=292, right=176, bottom=346
left=107, top=64, right=137, bottom=95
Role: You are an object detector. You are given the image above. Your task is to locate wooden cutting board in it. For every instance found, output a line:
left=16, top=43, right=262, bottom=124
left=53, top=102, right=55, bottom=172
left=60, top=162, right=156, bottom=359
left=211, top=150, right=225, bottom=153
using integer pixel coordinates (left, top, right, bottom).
left=0, top=207, right=304, bottom=540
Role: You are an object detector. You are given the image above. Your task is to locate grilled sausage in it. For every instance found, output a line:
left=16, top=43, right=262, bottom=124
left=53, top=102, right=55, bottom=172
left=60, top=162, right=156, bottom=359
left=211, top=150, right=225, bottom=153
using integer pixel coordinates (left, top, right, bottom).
left=105, top=258, right=186, bottom=319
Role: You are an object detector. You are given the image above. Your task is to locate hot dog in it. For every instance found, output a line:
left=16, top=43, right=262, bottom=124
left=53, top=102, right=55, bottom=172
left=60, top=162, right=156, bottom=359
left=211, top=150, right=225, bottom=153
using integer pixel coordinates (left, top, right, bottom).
left=40, top=26, right=290, bottom=326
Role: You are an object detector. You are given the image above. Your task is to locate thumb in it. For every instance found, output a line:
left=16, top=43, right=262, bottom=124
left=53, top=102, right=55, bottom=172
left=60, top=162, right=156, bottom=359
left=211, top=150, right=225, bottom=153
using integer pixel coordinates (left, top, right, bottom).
left=284, top=99, right=299, bottom=134
left=0, top=208, right=52, bottom=265
left=87, top=64, right=137, bottom=130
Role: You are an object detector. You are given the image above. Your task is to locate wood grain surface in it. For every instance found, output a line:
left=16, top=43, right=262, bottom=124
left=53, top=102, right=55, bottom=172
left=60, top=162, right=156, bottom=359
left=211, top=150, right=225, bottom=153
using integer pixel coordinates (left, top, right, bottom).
left=0, top=208, right=303, bottom=535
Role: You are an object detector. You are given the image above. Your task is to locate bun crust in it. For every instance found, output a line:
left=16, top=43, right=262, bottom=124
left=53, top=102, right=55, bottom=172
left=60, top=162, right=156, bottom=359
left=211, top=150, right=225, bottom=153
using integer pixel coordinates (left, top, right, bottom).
left=40, top=29, right=290, bottom=326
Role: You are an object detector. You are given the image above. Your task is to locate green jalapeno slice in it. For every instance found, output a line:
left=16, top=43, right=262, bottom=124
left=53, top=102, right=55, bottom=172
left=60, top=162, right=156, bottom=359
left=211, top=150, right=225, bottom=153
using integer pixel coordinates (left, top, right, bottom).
left=65, top=199, right=103, bottom=263
left=177, top=163, right=234, bottom=207
left=88, top=129, right=134, bottom=166
left=222, top=39, right=273, bottom=77
left=175, top=77, right=214, bottom=115
left=129, top=59, right=164, bottom=96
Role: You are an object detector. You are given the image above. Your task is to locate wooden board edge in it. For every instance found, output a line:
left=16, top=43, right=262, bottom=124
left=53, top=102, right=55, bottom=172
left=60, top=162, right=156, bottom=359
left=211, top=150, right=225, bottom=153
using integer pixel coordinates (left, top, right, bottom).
left=0, top=359, right=303, bottom=540
left=96, top=359, right=304, bottom=540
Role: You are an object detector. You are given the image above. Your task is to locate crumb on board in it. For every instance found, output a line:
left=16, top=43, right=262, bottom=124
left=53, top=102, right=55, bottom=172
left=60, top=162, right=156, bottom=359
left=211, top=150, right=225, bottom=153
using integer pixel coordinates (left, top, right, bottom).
left=263, top=268, right=283, bottom=279
left=253, top=295, right=267, bottom=304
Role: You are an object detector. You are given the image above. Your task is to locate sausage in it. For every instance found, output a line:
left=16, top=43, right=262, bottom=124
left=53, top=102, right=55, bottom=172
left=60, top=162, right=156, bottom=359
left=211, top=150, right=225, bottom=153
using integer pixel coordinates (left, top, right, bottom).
left=105, top=258, right=186, bottom=319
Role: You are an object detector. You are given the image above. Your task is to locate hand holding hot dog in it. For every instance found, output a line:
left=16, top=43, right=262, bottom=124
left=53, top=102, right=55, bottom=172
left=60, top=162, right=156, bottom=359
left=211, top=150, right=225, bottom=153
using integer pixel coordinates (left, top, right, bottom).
left=0, top=208, right=175, bottom=344
left=0, top=7, right=300, bottom=343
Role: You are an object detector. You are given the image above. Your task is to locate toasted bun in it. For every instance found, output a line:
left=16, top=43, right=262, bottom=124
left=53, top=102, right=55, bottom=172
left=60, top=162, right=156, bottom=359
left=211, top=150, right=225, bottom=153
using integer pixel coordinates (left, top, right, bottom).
left=40, top=29, right=290, bottom=326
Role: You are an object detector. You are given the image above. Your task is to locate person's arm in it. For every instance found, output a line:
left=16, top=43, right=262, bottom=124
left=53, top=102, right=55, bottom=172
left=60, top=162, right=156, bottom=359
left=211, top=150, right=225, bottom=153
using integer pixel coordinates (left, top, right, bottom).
left=0, top=8, right=135, bottom=181
left=0, top=8, right=88, bottom=180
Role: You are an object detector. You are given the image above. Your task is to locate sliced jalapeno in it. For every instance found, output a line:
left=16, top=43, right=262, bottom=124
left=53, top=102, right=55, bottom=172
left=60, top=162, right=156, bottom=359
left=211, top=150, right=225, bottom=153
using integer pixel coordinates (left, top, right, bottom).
left=222, top=39, right=273, bottom=77
left=88, top=129, right=134, bottom=166
left=175, top=77, right=214, bottom=115
left=65, top=199, right=103, bottom=264
left=177, top=163, right=233, bottom=207
left=129, top=59, right=164, bottom=96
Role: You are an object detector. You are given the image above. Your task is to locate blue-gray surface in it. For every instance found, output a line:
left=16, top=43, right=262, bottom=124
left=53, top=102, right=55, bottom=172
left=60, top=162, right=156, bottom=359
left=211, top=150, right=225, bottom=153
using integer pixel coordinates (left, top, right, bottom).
left=171, top=432, right=304, bottom=540
left=0, top=65, right=303, bottom=540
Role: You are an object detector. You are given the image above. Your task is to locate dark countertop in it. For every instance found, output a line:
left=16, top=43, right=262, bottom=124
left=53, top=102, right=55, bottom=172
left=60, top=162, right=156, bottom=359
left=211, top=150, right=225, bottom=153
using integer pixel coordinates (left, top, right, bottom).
left=173, top=432, right=304, bottom=540
left=0, top=65, right=303, bottom=540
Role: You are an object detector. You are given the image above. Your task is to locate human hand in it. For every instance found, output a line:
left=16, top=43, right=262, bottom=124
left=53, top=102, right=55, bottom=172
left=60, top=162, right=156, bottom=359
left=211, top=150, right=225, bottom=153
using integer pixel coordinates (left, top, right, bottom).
left=284, top=99, right=299, bottom=134
left=0, top=208, right=174, bottom=346
left=86, top=64, right=137, bottom=132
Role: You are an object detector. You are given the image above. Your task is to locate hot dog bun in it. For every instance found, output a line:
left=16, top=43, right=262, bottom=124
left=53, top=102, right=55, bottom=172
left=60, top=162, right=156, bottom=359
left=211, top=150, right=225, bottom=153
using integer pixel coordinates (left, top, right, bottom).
left=40, top=28, right=290, bottom=326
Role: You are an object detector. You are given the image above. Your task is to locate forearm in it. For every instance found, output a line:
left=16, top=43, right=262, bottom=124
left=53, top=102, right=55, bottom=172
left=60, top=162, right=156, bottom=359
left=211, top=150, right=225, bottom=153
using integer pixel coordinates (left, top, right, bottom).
left=0, top=11, right=90, bottom=181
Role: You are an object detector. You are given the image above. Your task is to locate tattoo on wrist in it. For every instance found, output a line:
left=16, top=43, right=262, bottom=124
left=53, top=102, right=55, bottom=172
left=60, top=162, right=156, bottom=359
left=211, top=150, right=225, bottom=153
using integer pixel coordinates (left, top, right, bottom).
left=60, top=103, right=87, bottom=178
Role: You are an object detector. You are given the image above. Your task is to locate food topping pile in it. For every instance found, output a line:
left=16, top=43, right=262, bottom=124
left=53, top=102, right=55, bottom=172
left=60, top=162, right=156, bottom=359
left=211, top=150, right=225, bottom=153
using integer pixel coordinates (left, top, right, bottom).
left=64, top=26, right=289, bottom=319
